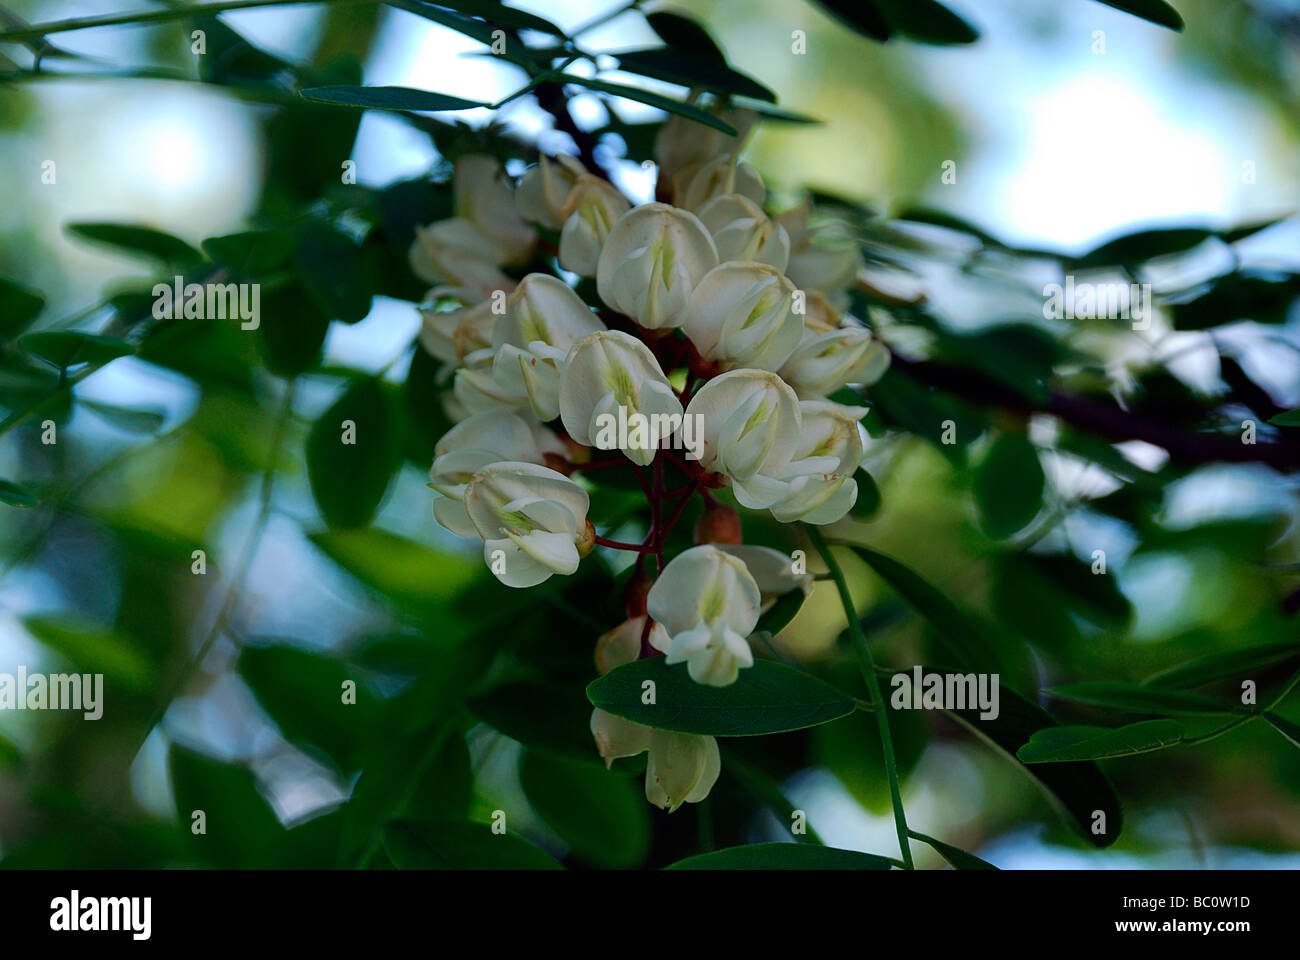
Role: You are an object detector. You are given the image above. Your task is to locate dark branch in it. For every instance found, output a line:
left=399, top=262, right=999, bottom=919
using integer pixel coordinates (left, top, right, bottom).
left=888, top=354, right=1300, bottom=471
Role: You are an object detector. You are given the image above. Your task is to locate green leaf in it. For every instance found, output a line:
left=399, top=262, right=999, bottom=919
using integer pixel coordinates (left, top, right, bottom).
left=202, top=230, right=294, bottom=275
left=0, top=278, right=44, bottom=340
left=559, top=76, right=738, bottom=134
left=169, top=745, right=284, bottom=868
left=1092, top=0, right=1184, bottom=31
left=308, top=528, right=480, bottom=620
left=471, top=682, right=603, bottom=764
left=0, top=478, right=38, bottom=507
left=843, top=545, right=1000, bottom=671
left=386, top=1, right=536, bottom=69
left=23, top=615, right=155, bottom=691
left=908, top=830, right=998, bottom=869
left=1049, top=681, right=1246, bottom=716
left=1263, top=712, right=1300, bottom=749
left=810, top=0, right=892, bottom=42
left=19, top=331, right=132, bottom=368
left=849, top=467, right=881, bottom=519
left=1077, top=225, right=1210, bottom=267
left=1269, top=409, right=1300, bottom=427
left=300, top=85, right=486, bottom=112
left=755, top=588, right=807, bottom=636
left=586, top=658, right=855, bottom=737
left=873, top=0, right=979, bottom=44
left=239, top=643, right=378, bottom=771
left=80, top=398, right=166, bottom=433
left=306, top=378, right=402, bottom=529
left=614, top=48, right=776, bottom=103
left=973, top=433, right=1044, bottom=539
left=519, top=750, right=650, bottom=868
left=645, top=11, right=725, bottom=59
left=666, top=843, right=894, bottom=870
left=293, top=220, right=374, bottom=324
left=1145, top=642, right=1300, bottom=689
left=380, top=820, right=561, bottom=869
left=933, top=670, right=1123, bottom=846
left=257, top=281, right=330, bottom=377
left=65, top=222, right=200, bottom=264
left=1017, top=719, right=1184, bottom=763
left=444, top=0, right=566, bottom=37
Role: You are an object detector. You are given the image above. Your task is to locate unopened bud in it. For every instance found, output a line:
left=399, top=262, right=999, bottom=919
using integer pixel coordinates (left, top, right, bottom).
left=694, top=502, right=742, bottom=545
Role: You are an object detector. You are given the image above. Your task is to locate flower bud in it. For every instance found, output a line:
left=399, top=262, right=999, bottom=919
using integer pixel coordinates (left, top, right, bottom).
left=777, top=201, right=863, bottom=302
left=452, top=347, right=529, bottom=417
left=594, top=615, right=668, bottom=675
left=558, top=330, right=684, bottom=466
left=654, top=107, right=756, bottom=182
left=696, top=194, right=790, bottom=270
left=453, top=154, right=536, bottom=266
left=590, top=708, right=652, bottom=768
left=409, top=219, right=516, bottom=302
left=684, top=369, right=804, bottom=509
left=490, top=274, right=605, bottom=421
left=779, top=323, right=890, bottom=398
left=516, top=154, right=585, bottom=230
left=694, top=501, right=742, bottom=545
left=681, top=262, right=804, bottom=372
left=596, top=203, right=718, bottom=330
left=428, top=411, right=557, bottom=536
left=672, top=154, right=765, bottom=212
left=770, top=401, right=868, bottom=524
left=418, top=290, right=497, bottom=364
left=557, top=176, right=632, bottom=277
left=464, top=461, right=591, bottom=587
left=645, top=729, right=721, bottom=811
left=646, top=544, right=760, bottom=686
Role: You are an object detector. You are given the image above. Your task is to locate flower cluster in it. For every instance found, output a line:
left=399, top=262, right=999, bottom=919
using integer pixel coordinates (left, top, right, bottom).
left=412, top=112, right=886, bottom=808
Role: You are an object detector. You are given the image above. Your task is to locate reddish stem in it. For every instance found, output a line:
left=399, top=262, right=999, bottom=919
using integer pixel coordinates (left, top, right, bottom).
left=594, top=535, right=656, bottom=554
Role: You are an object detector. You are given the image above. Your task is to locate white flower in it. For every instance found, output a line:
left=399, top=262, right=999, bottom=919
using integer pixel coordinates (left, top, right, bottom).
left=777, top=201, right=863, bottom=302
left=428, top=412, right=554, bottom=536
left=684, top=369, right=813, bottom=508
left=596, top=203, right=718, bottom=330
left=516, top=154, right=585, bottom=230
left=644, top=730, right=721, bottom=811
left=590, top=708, right=652, bottom=767
left=681, top=262, right=804, bottom=372
left=418, top=290, right=497, bottom=365
left=594, top=616, right=668, bottom=676
left=778, top=323, right=890, bottom=398
left=558, top=330, right=683, bottom=466
left=647, top=544, right=761, bottom=686
left=409, top=219, right=516, bottom=302
left=717, top=544, right=814, bottom=607
left=671, top=154, right=765, bottom=212
left=770, top=401, right=868, bottom=525
left=696, top=194, right=790, bottom=270
left=452, top=347, right=529, bottom=417
left=464, top=461, right=592, bottom=588
left=490, top=274, right=605, bottom=421
left=654, top=107, right=756, bottom=181
left=557, top=176, right=632, bottom=277
left=452, top=154, right=536, bottom=266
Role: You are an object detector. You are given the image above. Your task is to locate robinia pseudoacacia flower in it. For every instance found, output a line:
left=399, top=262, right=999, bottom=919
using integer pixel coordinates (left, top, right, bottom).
left=410, top=115, right=890, bottom=807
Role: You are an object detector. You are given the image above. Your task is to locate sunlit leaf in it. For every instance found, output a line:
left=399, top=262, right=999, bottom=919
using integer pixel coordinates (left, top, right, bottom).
left=1017, top=719, right=1184, bottom=763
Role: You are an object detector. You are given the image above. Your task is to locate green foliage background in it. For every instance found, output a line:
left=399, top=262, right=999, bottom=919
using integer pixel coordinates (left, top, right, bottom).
left=0, top=0, right=1298, bottom=869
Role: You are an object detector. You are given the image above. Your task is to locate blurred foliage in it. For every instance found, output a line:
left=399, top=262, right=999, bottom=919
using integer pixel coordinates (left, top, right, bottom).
left=0, top=0, right=1298, bottom=871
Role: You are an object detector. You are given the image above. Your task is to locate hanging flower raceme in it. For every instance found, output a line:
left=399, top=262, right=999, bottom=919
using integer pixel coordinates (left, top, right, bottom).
left=559, top=330, right=683, bottom=466
left=646, top=544, right=761, bottom=686
left=463, top=462, right=593, bottom=588
left=596, top=203, right=719, bottom=330
left=413, top=130, right=895, bottom=809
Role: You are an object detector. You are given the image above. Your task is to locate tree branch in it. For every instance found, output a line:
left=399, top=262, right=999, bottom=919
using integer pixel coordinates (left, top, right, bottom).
left=888, top=354, right=1300, bottom=471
